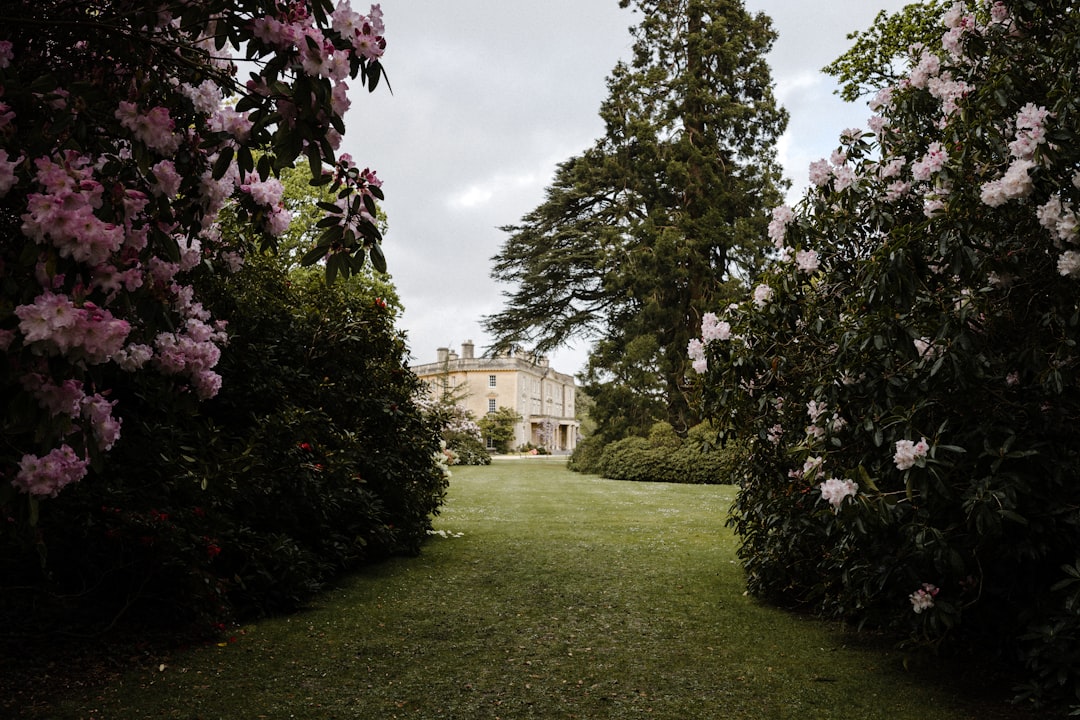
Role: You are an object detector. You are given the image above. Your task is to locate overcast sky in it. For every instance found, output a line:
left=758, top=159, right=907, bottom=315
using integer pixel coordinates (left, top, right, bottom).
left=338, top=1, right=911, bottom=376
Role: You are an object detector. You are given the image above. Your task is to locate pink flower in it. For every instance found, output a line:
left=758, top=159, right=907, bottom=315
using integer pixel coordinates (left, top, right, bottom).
left=115, top=102, right=181, bottom=154
left=22, top=374, right=85, bottom=418
left=0, top=148, right=23, bottom=196
left=894, top=437, right=930, bottom=471
left=833, top=165, right=857, bottom=192
left=795, top=249, right=820, bottom=274
left=241, top=175, right=285, bottom=207
left=808, top=159, right=832, bottom=187
left=150, top=160, right=181, bottom=198
left=752, top=284, right=773, bottom=308
left=912, top=142, right=947, bottom=181
left=700, top=312, right=731, bottom=343
left=909, top=583, right=939, bottom=613
left=1057, top=251, right=1080, bottom=278
left=13, top=445, right=88, bottom=497
left=819, top=477, right=858, bottom=510
left=82, top=393, right=122, bottom=450
left=767, top=205, right=794, bottom=247
left=0, top=39, right=13, bottom=68
left=980, top=158, right=1035, bottom=207
left=802, top=455, right=825, bottom=481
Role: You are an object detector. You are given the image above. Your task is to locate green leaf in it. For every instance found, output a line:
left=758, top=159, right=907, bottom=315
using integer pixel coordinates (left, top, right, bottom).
left=238, top=146, right=255, bottom=176
left=307, top=144, right=323, bottom=180
left=363, top=192, right=378, bottom=217
left=317, top=224, right=345, bottom=247
left=326, top=253, right=341, bottom=284
left=370, top=243, right=387, bottom=274
left=301, top=245, right=328, bottom=267
left=213, top=145, right=234, bottom=180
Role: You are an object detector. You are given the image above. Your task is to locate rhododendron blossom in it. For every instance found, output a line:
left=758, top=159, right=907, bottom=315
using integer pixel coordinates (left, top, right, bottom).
left=688, top=338, right=707, bottom=374
left=819, top=477, right=858, bottom=510
left=795, top=249, right=820, bottom=274
left=14, top=445, right=88, bottom=498
left=700, top=312, right=731, bottom=343
left=2, top=1, right=391, bottom=498
left=894, top=438, right=930, bottom=471
left=909, top=583, right=939, bottom=614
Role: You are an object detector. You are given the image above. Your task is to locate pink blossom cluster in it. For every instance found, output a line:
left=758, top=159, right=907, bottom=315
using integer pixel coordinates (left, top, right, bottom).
left=894, top=438, right=930, bottom=471
left=20, top=153, right=126, bottom=266
left=700, top=312, right=731, bottom=343
left=241, top=174, right=292, bottom=236
left=819, top=477, right=858, bottom=510
left=909, top=583, right=939, bottom=613
left=14, top=445, right=88, bottom=498
left=752, top=283, right=773, bottom=307
left=14, top=292, right=130, bottom=363
left=687, top=338, right=707, bottom=374
left=767, top=204, right=794, bottom=248
left=0, top=148, right=22, bottom=195
left=2, top=2, right=390, bottom=498
left=115, top=101, right=182, bottom=155
left=795, top=249, right=820, bottom=274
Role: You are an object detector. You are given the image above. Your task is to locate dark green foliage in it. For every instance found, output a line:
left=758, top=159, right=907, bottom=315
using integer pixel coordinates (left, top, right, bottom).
left=699, top=2, right=1080, bottom=712
left=0, top=257, right=447, bottom=632
left=444, top=431, right=492, bottom=466
left=566, top=434, right=607, bottom=474
left=594, top=423, right=746, bottom=484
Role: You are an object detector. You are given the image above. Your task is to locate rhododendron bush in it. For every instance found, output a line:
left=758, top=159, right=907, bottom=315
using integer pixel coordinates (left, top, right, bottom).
left=0, top=0, right=388, bottom=504
left=695, top=1, right=1080, bottom=710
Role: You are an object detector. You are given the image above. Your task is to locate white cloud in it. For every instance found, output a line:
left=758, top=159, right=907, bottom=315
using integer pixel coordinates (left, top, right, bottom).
left=349, top=0, right=914, bottom=377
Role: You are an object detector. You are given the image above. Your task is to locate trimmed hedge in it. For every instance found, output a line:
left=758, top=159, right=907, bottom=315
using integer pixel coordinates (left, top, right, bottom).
left=591, top=423, right=746, bottom=484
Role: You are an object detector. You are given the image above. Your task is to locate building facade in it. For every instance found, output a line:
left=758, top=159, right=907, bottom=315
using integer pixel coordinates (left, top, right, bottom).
left=412, top=341, right=580, bottom=453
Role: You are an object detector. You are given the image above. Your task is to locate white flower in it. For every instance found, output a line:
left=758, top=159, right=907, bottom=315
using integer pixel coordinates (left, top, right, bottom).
left=752, top=284, right=774, bottom=308
left=909, top=583, right=939, bottom=613
left=819, top=477, right=858, bottom=510
left=894, top=437, right=930, bottom=471
left=700, top=313, right=731, bottom=343
left=1058, top=251, right=1080, bottom=278
left=795, top=249, right=820, bottom=274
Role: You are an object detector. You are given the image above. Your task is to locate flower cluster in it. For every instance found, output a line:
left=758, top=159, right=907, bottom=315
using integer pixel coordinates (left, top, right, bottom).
left=14, top=445, right=88, bottom=498
left=819, top=477, right=859, bottom=510
left=894, top=438, right=930, bottom=471
left=1, top=2, right=390, bottom=497
left=909, top=583, right=939, bottom=614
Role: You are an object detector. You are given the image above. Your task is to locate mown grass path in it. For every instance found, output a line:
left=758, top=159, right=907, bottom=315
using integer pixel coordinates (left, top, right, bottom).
left=47, top=460, right=1030, bottom=719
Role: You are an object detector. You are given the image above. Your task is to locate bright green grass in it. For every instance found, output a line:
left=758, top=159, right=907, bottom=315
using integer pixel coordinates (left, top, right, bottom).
left=43, top=459, right=1029, bottom=719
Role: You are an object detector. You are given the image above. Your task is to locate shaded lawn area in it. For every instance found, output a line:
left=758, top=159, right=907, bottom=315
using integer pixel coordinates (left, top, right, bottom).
left=18, top=459, right=1036, bottom=719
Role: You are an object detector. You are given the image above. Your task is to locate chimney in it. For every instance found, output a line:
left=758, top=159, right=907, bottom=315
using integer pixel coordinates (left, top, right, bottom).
left=437, top=347, right=449, bottom=363
left=461, top=340, right=474, bottom=359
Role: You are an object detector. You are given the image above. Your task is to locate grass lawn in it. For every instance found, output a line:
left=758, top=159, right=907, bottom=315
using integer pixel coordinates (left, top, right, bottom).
left=32, top=459, right=1035, bottom=719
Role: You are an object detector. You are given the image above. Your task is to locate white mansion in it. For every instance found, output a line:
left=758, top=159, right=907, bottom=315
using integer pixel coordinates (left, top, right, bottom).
left=412, top=341, right=580, bottom=453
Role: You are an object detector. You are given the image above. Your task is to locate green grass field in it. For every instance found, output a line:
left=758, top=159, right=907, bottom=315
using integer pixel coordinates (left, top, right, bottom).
left=36, top=459, right=1034, bottom=719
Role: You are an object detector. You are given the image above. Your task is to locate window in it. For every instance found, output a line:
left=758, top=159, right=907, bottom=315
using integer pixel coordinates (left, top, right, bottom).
left=488, top=374, right=497, bottom=387
left=488, top=398, right=496, bottom=413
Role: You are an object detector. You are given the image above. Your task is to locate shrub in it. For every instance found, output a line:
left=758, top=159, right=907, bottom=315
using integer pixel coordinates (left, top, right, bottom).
left=0, top=257, right=448, bottom=631
left=445, top=431, right=492, bottom=466
left=694, top=2, right=1080, bottom=711
left=595, top=423, right=743, bottom=484
left=567, top=434, right=607, bottom=474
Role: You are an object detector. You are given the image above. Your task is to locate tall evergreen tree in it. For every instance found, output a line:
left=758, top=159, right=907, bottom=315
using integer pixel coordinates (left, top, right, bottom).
left=485, top=0, right=788, bottom=438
